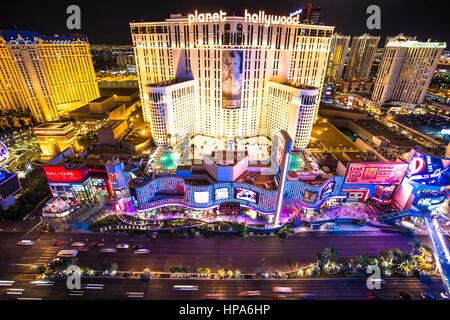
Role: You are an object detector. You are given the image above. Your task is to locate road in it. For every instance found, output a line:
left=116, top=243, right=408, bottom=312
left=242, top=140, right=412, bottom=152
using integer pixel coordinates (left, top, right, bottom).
left=0, top=231, right=434, bottom=275
left=0, top=277, right=445, bottom=300
left=0, top=230, right=445, bottom=300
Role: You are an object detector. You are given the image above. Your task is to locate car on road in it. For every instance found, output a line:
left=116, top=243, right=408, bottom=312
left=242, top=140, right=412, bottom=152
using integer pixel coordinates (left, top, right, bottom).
left=273, top=287, right=292, bottom=293
left=367, top=292, right=381, bottom=300
left=133, top=249, right=150, bottom=254
left=238, top=291, right=261, bottom=297
left=77, top=248, right=89, bottom=252
left=398, top=291, right=412, bottom=300
left=298, top=293, right=316, bottom=300
left=71, top=242, right=85, bottom=247
left=91, top=242, right=104, bottom=247
left=116, top=244, right=129, bottom=249
left=269, top=294, right=287, bottom=300
left=57, top=250, right=78, bottom=258
left=51, top=241, right=64, bottom=246
left=100, top=248, right=117, bottom=253
left=132, top=244, right=144, bottom=250
left=17, top=240, right=34, bottom=246
left=200, top=294, right=220, bottom=300
left=420, top=292, right=435, bottom=300
left=172, top=285, right=198, bottom=291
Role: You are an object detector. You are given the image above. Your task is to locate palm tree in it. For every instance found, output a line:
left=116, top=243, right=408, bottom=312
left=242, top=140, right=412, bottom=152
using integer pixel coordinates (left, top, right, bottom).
left=358, top=254, right=369, bottom=268
left=409, top=240, right=422, bottom=255
left=313, top=252, right=326, bottom=267
left=234, top=269, right=242, bottom=279
left=323, top=247, right=339, bottom=268
left=196, top=267, right=204, bottom=275
left=218, top=269, right=226, bottom=278
left=204, top=268, right=211, bottom=277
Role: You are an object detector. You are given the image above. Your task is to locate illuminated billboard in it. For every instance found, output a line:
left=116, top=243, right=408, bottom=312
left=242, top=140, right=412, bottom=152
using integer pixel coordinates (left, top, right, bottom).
left=302, top=190, right=317, bottom=203
left=319, top=180, right=335, bottom=200
left=194, top=191, right=209, bottom=204
left=214, top=188, right=229, bottom=200
left=222, top=50, right=243, bottom=109
left=344, top=163, right=409, bottom=185
left=235, top=187, right=258, bottom=203
left=405, top=151, right=450, bottom=186
left=43, top=166, right=88, bottom=183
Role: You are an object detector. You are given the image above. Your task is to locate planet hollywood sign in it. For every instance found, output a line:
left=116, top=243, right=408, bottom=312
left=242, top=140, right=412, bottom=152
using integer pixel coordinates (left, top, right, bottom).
left=188, top=9, right=300, bottom=27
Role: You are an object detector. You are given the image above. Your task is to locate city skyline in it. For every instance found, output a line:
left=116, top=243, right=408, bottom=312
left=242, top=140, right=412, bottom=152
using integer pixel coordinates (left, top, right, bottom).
left=1, top=0, right=449, bottom=45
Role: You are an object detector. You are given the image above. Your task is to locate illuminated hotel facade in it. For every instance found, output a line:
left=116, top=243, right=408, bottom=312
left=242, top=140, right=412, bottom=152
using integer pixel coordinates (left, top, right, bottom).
left=372, top=40, right=446, bottom=105
left=325, top=33, right=350, bottom=84
left=0, top=30, right=99, bottom=122
left=344, top=34, right=379, bottom=82
left=130, top=11, right=334, bottom=149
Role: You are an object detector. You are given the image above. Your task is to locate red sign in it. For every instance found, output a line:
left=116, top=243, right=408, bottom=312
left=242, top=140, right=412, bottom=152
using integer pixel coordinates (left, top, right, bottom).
left=344, top=163, right=409, bottom=185
left=43, top=166, right=87, bottom=183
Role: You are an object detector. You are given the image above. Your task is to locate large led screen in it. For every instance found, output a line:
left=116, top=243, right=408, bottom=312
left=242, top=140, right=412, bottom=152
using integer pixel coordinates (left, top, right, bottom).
left=405, top=152, right=450, bottom=186
left=344, top=163, right=409, bottom=185
left=222, top=50, right=243, bottom=109
left=214, top=188, right=229, bottom=200
left=194, top=191, right=209, bottom=204
left=235, top=187, right=258, bottom=203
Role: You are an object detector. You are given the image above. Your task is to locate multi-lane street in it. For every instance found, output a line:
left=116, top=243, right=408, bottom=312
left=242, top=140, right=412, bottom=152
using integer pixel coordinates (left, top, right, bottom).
left=0, top=230, right=435, bottom=275
left=0, top=277, right=445, bottom=300
left=0, top=230, right=446, bottom=300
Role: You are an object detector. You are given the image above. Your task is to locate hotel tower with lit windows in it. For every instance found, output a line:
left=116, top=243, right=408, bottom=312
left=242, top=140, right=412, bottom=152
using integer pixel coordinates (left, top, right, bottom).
left=130, top=11, right=334, bottom=150
left=0, top=30, right=99, bottom=122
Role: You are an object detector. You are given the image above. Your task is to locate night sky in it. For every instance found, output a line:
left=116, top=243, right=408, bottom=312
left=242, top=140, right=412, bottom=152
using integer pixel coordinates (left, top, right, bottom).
left=1, top=0, right=449, bottom=46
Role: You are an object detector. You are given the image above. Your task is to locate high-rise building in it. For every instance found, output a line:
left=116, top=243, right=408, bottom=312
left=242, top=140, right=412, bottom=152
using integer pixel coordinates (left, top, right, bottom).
left=130, top=12, right=334, bottom=149
left=385, top=33, right=417, bottom=47
left=372, top=40, right=446, bottom=105
left=344, top=34, right=380, bottom=82
left=325, top=33, right=350, bottom=84
left=0, top=30, right=99, bottom=122
left=300, top=4, right=321, bottom=25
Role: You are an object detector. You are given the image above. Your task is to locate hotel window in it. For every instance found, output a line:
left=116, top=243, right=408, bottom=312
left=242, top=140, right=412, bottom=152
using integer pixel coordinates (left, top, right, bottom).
left=224, top=24, right=231, bottom=45
left=237, top=24, right=243, bottom=45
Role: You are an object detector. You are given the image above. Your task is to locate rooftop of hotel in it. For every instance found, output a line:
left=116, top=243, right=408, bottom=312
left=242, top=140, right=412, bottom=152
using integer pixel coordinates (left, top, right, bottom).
left=34, top=123, right=73, bottom=130
left=147, top=78, right=192, bottom=87
left=98, top=120, right=127, bottom=131
left=91, top=96, right=111, bottom=103
left=270, top=79, right=318, bottom=90
left=98, top=87, right=139, bottom=97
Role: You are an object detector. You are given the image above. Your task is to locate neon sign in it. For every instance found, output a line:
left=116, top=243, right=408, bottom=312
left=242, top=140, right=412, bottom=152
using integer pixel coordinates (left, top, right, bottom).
left=188, top=10, right=300, bottom=27
left=43, top=166, right=87, bottom=183
left=188, top=10, right=227, bottom=24
left=290, top=9, right=303, bottom=17
left=244, top=10, right=300, bottom=27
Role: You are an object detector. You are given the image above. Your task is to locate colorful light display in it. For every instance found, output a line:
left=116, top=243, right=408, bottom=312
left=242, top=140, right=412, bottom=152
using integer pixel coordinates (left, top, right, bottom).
left=235, top=188, right=258, bottom=203
left=405, top=151, right=450, bottom=186
left=43, top=166, right=88, bottom=183
left=0, top=141, right=9, bottom=171
left=344, top=162, right=409, bottom=185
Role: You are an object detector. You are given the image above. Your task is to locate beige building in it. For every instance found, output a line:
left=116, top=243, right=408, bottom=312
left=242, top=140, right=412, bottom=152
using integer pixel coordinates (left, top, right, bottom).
left=34, top=122, right=80, bottom=156
left=130, top=12, right=334, bottom=150
left=372, top=40, right=446, bottom=106
left=0, top=30, right=99, bottom=122
left=325, top=33, right=350, bottom=84
left=344, top=34, right=379, bottom=82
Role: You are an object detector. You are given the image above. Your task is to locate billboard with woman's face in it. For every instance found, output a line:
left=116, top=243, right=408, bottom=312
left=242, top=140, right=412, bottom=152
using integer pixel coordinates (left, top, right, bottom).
left=222, top=50, right=243, bottom=109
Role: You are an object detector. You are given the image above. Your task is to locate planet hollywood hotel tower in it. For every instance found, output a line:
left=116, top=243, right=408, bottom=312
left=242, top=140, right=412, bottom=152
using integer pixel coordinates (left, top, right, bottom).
left=130, top=10, right=334, bottom=149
